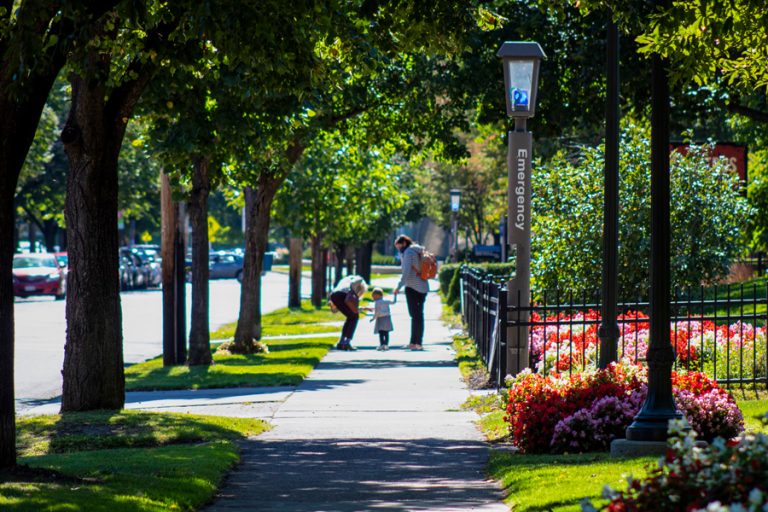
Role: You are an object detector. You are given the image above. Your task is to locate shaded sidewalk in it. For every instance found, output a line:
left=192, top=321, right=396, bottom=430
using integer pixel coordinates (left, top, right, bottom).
left=202, top=285, right=506, bottom=511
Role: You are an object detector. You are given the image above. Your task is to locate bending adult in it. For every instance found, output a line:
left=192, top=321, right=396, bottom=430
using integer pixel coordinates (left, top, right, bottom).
left=329, top=274, right=368, bottom=351
left=393, top=234, right=429, bottom=350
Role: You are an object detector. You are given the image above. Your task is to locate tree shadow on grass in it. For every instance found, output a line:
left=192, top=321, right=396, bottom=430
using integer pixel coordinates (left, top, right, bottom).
left=5, top=442, right=238, bottom=512
left=17, top=410, right=253, bottom=457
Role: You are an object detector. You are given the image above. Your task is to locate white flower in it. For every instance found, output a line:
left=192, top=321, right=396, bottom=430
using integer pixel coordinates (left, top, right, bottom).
left=748, top=488, right=764, bottom=507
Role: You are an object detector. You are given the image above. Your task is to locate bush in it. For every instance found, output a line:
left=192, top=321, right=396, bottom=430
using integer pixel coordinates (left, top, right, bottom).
left=372, top=253, right=399, bottom=266
left=532, top=121, right=749, bottom=299
left=438, top=263, right=461, bottom=295
left=505, top=363, right=743, bottom=454
left=475, top=262, right=515, bottom=282
left=588, top=421, right=768, bottom=512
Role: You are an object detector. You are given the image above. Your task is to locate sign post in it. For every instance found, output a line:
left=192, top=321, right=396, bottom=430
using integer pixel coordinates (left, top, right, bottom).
left=507, top=128, right=532, bottom=374
left=497, top=41, right=545, bottom=376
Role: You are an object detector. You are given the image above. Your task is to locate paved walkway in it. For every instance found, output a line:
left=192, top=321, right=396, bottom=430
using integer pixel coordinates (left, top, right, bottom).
left=202, top=284, right=506, bottom=511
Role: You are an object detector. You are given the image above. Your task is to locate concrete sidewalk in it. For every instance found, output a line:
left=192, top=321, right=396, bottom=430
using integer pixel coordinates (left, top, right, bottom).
left=203, top=286, right=506, bottom=511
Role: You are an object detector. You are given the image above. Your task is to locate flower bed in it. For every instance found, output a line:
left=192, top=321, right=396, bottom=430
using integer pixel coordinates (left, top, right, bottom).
left=505, top=363, right=743, bottom=454
left=529, top=310, right=767, bottom=382
left=585, top=421, right=768, bottom=512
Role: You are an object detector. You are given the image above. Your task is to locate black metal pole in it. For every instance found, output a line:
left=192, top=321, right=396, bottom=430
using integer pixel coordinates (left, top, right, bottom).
left=598, top=17, right=620, bottom=368
left=625, top=0, right=682, bottom=440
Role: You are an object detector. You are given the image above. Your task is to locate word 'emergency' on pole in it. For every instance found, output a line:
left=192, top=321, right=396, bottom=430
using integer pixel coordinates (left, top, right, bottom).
left=514, top=147, right=528, bottom=230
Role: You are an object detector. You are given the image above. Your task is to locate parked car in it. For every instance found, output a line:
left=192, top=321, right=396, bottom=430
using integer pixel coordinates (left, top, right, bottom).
left=12, top=253, right=66, bottom=300
left=53, top=252, right=69, bottom=269
left=209, top=251, right=244, bottom=281
left=185, top=251, right=244, bottom=282
left=125, top=246, right=161, bottom=287
left=119, top=247, right=161, bottom=289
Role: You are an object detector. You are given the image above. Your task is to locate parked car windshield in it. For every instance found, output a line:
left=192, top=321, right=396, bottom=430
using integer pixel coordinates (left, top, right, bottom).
left=13, top=255, right=57, bottom=269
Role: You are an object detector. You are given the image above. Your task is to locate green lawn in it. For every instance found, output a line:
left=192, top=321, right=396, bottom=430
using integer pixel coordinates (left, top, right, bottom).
left=125, top=335, right=337, bottom=390
left=737, top=397, right=768, bottom=433
left=211, top=301, right=341, bottom=340
left=488, top=451, right=656, bottom=512
left=3, top=411, right=268, bottom=512
left=689, top=276, right=768, bottom=320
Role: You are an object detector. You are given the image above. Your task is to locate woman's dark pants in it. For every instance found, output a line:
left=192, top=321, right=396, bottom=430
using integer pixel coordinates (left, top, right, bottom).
left=330, top=291, right=358, bottom=341
left=405, top=287, right=427, bottom=345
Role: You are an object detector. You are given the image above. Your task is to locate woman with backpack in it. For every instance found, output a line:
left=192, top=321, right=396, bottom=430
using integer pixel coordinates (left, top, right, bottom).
left=393, top=234, right=430, bottom=350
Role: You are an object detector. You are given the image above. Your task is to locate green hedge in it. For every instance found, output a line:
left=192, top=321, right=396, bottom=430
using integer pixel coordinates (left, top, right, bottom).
left=438, top=262, right=516, bottom=313
left=372, top=253, right=399, bottom=266
left=438, top=263, right=461, bottom=295
left=475, top=262, right=516, bottom=282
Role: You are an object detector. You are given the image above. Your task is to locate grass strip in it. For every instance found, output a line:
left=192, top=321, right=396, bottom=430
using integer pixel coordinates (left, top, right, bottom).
left=452, top=333, right=491, bottom=389
left=125, top=335, right=336, bottom=390
left=488, top=451, right=656, bottom=512
left=3, top=411, right=268, bottom=512
left=127, top=300, right=346, bottom=391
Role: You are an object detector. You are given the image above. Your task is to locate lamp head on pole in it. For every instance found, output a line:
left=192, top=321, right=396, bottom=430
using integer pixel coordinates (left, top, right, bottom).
left=497, top=41, right=546, bottom=119
left=450, top=189, right=462, bottom=212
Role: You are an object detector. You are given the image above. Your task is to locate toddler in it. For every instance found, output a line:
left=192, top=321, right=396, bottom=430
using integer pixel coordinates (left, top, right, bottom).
left=370, top=287, right=395, bottom=351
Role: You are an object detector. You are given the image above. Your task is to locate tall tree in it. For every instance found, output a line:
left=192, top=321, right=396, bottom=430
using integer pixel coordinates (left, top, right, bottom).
left=60, top=1, right=204, bottom=411
left=0, top=0, right=119, bottom=469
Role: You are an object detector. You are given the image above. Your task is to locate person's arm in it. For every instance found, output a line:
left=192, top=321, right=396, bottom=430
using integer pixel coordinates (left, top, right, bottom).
left=344, top=291, right=359, bottom=314
left=395, top=248, right=415, bottom=294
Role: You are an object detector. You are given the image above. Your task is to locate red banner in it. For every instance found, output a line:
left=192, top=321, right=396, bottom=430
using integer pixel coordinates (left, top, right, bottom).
left=670, top=143, right=748, bottom=184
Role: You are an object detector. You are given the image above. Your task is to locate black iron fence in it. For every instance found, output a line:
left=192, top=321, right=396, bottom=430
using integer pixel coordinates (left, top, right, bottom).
left=461, top=266, right=768, bottom=388
left=461, top=266, right=507, bottom=388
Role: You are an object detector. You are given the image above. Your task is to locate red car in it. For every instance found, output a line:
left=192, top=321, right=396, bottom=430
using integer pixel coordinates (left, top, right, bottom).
left=12, top=253, right=67, bottom=300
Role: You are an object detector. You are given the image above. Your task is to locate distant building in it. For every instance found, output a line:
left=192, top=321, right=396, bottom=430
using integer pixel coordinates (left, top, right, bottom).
left=381, top=217, right=451, bottom=260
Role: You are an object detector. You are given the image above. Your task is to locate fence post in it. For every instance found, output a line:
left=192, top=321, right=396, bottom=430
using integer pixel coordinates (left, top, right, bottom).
left=497, top=283, right=508, bottom=388
left=460, top=265, right=466, bottom=321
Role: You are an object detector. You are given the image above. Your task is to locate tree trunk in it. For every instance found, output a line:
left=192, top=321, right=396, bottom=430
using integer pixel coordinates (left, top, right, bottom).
left=187, top=156, right=212, bottom=366
left=0, top=0, right=122, bottom=467
left=43, top=219, right=59, bottom=252
left=345, top=246, right=355, bottom=276
left=311, top=236, right=325, bottom=308
left=232, top=176, right=283, bottom=351
left=289, top=236, right=303, bottom=308
left=0, top=50, right=66, bottom=470
left=28, top=221, right=36, bottom=252
left=334, top=244, right=345, bottom=286
left=60, top=61, right=152, bottom=411
left=355, top=241, right=373, bottom=284
left=322, top=248, right=329, bottom=295
left=161, top=173, right=182, bottom=366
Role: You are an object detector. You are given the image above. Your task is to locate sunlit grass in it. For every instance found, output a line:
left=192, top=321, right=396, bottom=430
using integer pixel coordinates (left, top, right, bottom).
left=125, top=335, right=337, bottom=390
left=488, top=451, right=655, bottom=512
left=4, top=411, right=268, bottom=512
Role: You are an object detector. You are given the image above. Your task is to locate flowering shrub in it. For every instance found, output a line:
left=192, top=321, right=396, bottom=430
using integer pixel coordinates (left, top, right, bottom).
left=585, top=421, right=768, bottom=512
left=505, top=363, right=743, bottom=453
left=551, top=391, right=645, bottom=453
left=529, top=310, right=766, bottom=384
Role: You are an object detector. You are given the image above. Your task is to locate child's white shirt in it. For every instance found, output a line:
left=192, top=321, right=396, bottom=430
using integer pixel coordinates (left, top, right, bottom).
left=372, top=298, right=393, bottom=319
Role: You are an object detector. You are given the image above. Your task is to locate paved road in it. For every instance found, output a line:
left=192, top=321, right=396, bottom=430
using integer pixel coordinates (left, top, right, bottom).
left=15, top=272, right=310, bottom=412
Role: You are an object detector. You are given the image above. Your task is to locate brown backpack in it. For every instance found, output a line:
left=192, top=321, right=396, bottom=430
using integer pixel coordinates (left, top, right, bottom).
left=415, top=250, right=438, bottom=280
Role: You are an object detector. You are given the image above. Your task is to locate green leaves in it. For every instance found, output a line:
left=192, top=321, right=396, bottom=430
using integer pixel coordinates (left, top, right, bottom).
left=634, top=0, right=768, bottom=91
left=531, top=120, right=750, bottom=299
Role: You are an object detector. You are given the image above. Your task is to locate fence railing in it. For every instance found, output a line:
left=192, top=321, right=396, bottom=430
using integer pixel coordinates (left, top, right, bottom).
left=460, top=266, right=507, bottom=388
left=461, top=266, right=768, bottom=388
